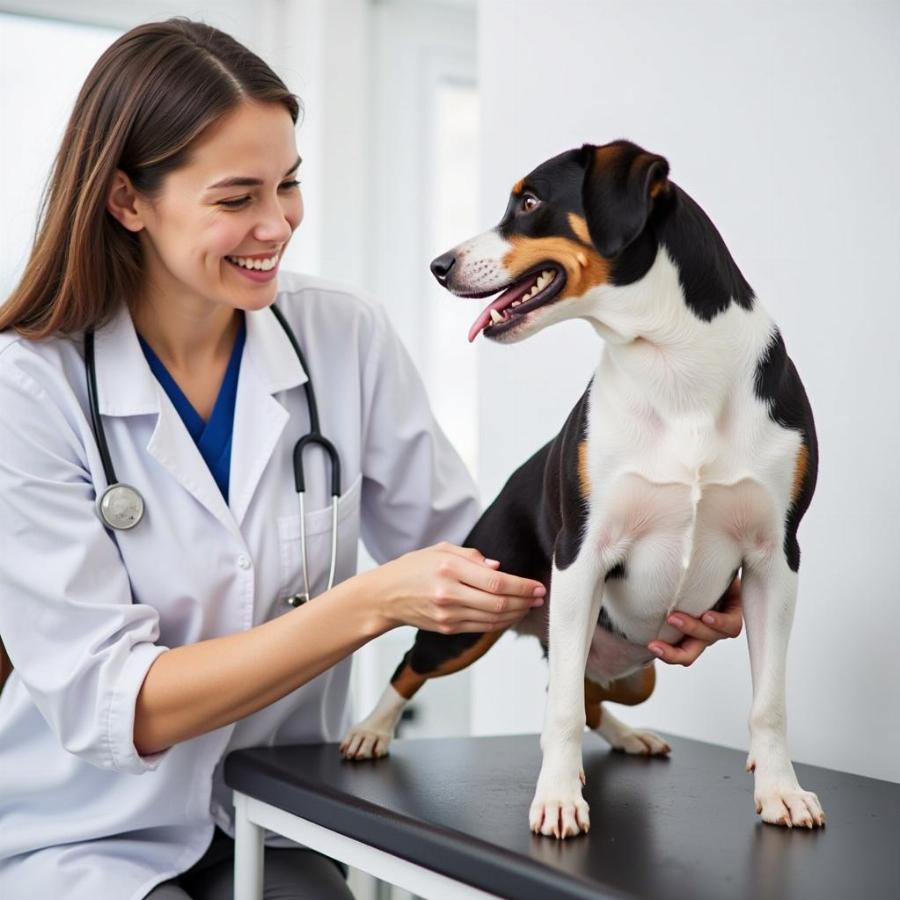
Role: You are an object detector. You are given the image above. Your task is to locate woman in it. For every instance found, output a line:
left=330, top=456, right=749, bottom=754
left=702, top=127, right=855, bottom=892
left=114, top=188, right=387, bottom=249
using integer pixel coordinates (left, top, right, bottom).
left=0, top=18, right=741, bottom=900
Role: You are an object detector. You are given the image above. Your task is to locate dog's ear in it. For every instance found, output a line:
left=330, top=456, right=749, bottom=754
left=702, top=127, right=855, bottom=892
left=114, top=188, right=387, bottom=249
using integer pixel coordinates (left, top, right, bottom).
left=580, top=142, right=669, bottom=257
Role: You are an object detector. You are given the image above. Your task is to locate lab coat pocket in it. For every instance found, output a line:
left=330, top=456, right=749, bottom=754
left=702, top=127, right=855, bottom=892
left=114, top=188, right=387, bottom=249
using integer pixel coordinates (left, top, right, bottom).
left=276, top=472, right=363, bottom=603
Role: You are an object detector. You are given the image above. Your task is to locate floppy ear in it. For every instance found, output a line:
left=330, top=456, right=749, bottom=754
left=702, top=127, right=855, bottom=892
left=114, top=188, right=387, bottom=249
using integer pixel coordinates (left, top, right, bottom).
left=580, top=142, right=669, bottom=257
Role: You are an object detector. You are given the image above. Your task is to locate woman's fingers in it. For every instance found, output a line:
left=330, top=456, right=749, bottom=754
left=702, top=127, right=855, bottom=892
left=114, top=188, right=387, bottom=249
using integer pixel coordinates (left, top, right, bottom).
left=664, top=612, right=723, bottom=644
left=456, top=557, right=546, bottom=601
left=649, top=575, right=745, bottom=664
left=650, top=636, right=707, bottom=666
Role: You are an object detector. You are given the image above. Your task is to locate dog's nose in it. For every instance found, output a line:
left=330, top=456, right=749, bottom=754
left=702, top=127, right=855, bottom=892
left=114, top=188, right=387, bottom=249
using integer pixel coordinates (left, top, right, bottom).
left=430, top=252, right=456, bottom=285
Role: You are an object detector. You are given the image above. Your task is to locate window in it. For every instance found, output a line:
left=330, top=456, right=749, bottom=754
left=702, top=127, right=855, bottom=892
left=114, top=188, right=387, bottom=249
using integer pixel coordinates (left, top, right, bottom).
left=0, top=13, right=121, bottom=299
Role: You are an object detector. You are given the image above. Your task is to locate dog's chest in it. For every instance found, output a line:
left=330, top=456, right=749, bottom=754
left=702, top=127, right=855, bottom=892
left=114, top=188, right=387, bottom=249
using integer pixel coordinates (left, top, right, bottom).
left=583, top=381, right=801, bottom=644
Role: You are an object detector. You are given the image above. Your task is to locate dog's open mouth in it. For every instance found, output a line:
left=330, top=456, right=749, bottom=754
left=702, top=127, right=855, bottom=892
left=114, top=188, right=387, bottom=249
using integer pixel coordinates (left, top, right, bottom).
left=466, top=264, right=567, bottom=342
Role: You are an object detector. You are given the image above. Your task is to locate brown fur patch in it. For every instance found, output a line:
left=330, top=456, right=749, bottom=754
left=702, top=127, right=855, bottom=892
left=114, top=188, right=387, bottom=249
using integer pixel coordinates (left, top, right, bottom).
left=432, top=630, right=506, bottom=676
left=577, top=440, right=591, bottom=499
left=512, top=178, right=525, bottom=196
left=392, top=630, right=507, bottom=701
left=792, top=443, right=809, bottom=504
left=502, top=235, right=610, bottom=301
left=568, top=213, right=591, bottom=245
left=392, top=664, right=427, bottom=700
left=585, top=665, right=656, bottom=711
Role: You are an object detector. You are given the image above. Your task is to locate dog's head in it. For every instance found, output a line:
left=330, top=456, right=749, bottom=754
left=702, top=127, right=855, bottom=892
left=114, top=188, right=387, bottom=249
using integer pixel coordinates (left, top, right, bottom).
left=431, top=139, right=675, bottom=343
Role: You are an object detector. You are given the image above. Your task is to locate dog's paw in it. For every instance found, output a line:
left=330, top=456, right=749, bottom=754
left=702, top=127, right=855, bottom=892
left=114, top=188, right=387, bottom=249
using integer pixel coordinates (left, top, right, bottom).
left=611, top=728, right=671, bottom=756
left=339, top=726, right=392, bottom=761
left=596, top=710, right=671, bottom=756
left=754, top=782, right=826, bottom=829
left=529, top=775, right=590, bottom=839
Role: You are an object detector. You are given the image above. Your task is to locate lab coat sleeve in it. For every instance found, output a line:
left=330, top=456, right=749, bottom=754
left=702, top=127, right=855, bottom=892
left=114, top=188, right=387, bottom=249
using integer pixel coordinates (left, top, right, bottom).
left=0, top=356, right=170, bottom=775
left=358, top=303, right=483, bottom=562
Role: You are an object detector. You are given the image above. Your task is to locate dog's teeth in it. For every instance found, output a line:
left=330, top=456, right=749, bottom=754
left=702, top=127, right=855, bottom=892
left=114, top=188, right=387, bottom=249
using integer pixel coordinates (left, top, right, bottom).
left=511, top=300, right=521, bottom=307
left=542, top=269, right=554, bottom=280
left=489, top=309, right=504, bottom=324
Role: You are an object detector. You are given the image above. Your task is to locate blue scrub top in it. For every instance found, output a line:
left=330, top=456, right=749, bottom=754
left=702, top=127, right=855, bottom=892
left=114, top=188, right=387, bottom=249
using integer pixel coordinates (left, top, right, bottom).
left=136, top=313, right=246, bottom=502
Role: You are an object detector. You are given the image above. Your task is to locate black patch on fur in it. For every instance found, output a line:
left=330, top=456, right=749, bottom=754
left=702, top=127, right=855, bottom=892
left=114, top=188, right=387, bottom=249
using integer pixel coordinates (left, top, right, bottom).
left=545, top=382, right=593, bottom=570
left=654, top=186, right=755, bottom=321
left=394, top=632, right=485, bottom=679
left=597, top=606, right=629, bottom=639
left=605, top=561, right=626, bottom=580
left=753, top=330, right=818, bottom=570
left=389, top=381, right=593, bottom=681
left=497, top=149, right=586, bottom=246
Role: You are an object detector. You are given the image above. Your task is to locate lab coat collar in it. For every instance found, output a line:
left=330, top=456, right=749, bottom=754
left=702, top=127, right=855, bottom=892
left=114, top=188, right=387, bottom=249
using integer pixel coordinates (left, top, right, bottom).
left=92, top=300, right=309, bottom=534
left=93, top=300, right=308, bottom=416
left=243, top=299, right=310, bottom=394
left=92, top=301, right=158, bottom=417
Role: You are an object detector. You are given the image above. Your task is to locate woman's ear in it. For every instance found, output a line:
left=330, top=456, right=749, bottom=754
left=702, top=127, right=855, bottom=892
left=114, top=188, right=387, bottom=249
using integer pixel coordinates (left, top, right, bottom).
left=579, top=142, right=669, bottom=258
left=106, top=169, right=145, bottom=233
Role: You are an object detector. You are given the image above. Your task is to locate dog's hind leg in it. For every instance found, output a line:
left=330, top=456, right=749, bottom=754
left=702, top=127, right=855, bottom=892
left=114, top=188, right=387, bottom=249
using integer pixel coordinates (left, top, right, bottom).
left=340, top=628, right=506, bottom=760
left=584, top=670, right=671, bottom=756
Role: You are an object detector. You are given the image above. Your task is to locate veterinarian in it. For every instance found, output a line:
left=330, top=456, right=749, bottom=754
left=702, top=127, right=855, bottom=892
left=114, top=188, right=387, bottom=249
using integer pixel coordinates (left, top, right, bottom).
left=0, top=19, right=742, bottom=900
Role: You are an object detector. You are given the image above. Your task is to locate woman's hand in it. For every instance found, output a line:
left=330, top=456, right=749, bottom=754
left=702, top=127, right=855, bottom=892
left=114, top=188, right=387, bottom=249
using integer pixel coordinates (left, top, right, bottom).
left=366, top=542, right=546, bottom=635
left=647, top=576, right=744, bottom=666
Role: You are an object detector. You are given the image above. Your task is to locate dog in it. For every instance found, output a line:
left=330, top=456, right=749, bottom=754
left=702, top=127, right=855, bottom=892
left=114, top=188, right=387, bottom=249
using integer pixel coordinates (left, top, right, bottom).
left=341, top=139, right=824, bottom=838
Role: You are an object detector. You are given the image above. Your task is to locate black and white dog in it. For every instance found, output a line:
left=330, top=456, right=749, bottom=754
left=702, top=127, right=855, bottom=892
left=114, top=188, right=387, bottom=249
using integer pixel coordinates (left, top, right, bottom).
left=341, top=140, right=824, bottom=837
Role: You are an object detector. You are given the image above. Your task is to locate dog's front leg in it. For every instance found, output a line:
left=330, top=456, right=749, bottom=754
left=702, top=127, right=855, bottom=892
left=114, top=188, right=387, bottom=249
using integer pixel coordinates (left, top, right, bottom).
left=529, top=554, right=604, bottom=838
left=743, top=556, right=825, bottom=828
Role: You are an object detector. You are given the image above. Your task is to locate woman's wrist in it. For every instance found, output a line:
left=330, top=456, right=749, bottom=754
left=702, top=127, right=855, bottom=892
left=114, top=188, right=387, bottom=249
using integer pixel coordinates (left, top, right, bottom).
left=337, top=565, right=398, bottom=639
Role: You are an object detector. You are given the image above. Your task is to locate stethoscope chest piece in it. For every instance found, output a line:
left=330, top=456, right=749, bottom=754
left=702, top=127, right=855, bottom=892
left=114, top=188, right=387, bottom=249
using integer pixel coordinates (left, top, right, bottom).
left=98, top=483, right=145, bottom=531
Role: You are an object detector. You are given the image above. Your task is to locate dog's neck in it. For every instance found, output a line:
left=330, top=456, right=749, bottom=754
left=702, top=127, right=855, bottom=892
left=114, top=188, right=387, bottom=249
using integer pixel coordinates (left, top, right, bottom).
left=582, top=249, right=775, bottom=421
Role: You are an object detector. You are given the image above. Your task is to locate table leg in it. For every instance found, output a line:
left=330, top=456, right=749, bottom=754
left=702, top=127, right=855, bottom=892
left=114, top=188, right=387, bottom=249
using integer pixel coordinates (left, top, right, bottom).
left=233, top=792, right=264, bottom=900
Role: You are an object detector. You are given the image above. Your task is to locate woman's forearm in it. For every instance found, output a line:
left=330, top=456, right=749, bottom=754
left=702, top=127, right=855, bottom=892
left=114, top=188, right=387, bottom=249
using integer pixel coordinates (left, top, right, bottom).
left=133, top=571, right=388, bottom=756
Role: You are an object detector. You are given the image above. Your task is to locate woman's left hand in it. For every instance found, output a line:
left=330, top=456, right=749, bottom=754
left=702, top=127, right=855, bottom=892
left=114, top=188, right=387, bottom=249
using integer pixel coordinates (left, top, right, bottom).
left=647, top=576, right=743, bottom=666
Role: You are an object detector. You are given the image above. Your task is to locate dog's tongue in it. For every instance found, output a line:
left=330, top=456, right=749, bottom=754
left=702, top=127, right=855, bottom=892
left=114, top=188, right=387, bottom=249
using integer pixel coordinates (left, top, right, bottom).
left=467, top=274, right=538, bottom=342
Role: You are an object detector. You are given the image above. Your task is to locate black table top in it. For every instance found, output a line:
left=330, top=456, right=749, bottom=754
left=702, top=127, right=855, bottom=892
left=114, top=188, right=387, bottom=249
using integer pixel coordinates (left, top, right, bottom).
left=224, top=733, right=900, bottom=900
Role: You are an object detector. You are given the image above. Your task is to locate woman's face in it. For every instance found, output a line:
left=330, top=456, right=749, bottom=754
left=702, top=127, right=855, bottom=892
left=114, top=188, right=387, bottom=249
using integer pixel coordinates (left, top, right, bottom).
left=126, top=100, right=303, bottom=314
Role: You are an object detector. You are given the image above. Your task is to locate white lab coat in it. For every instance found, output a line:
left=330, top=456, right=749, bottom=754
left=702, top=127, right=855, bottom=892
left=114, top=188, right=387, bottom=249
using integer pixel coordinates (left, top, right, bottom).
left=0, top=271, right=481, bottom=900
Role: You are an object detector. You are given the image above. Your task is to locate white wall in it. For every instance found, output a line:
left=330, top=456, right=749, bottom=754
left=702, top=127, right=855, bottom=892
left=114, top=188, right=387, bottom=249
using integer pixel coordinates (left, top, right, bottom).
left=470, top=0, right=900, bottom=784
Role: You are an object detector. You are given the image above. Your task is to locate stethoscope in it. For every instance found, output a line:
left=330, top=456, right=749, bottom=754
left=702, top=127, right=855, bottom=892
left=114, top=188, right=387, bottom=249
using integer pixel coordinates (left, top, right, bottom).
left=83, top=303, right=341, bottom=607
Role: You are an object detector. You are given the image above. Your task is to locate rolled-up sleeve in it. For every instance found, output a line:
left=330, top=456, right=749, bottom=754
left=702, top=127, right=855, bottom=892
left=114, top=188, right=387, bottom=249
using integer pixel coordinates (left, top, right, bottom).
left=0, top=355, right=169, bottom=774
left=358, top=303, right=483, bottom=562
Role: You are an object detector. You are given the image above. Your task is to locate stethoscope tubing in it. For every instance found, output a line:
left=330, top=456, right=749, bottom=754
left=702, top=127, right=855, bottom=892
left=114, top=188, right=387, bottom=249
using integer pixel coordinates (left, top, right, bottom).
left=84, top=303, right=341, bottom=602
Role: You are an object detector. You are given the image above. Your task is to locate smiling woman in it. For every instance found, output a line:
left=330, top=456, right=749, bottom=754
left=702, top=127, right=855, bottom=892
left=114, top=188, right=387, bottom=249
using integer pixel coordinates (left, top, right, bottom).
left=0, top=15, right=547, bottom=900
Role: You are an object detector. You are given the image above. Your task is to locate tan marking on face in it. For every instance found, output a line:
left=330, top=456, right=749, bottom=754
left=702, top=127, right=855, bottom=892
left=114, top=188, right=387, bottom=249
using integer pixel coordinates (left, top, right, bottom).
left=792, top=443, right=809, bottom=504
left=502, top=235, right=611, bottom=301
left=649, top=178, right=667, bottom=199
left=578, top=440, right=591, bottom=499
left=512, top=178, right=525, bottom=196
left=568, top=213, right=591, bottom=245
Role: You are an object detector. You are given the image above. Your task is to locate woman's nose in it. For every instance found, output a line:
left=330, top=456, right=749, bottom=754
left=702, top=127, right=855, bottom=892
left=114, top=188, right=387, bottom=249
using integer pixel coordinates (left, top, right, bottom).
left=254, top=197, right=298, bottom=243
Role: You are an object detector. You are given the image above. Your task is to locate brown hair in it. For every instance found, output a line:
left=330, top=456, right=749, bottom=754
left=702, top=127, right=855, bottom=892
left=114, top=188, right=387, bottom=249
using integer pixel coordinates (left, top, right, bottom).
left=0, top=17, right=301, bottom=340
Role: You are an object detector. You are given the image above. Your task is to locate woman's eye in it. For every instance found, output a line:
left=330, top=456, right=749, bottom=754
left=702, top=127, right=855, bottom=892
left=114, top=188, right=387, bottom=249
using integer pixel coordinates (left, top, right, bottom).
left=521, top=193, right=540, bottom=213
left=219, top=179, right=302, bottom=209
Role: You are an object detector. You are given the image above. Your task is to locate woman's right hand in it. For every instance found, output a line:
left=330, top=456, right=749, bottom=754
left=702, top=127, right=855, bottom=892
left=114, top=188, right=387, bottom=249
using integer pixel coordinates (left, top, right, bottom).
left=365, top=542, right=546, bottom=635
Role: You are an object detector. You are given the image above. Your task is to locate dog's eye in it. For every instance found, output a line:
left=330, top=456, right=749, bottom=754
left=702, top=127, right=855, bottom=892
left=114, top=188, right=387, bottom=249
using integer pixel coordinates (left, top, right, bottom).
left=521, top=193, right=540, bottom=213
